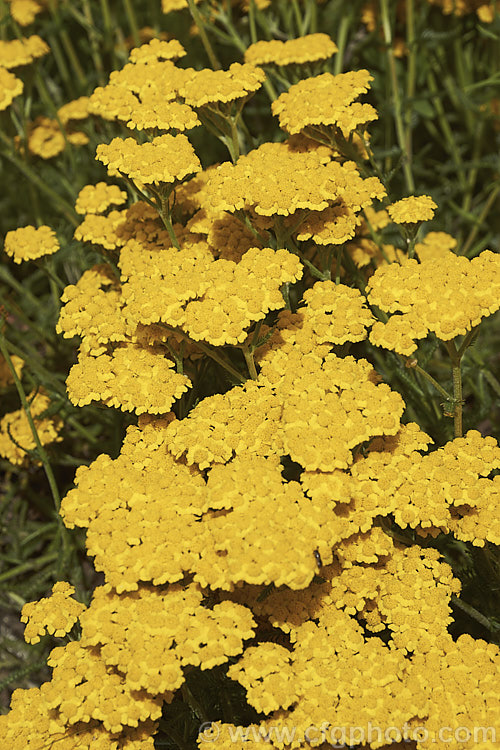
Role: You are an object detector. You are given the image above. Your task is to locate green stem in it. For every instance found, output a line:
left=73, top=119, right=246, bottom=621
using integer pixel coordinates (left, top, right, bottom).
left=122, top=0, right=140, bottom=47
left=159, top=324, right=246, bottom=384
left=229, top=116, right=240, bottom=162
left=0, top=331, right=61, bottom=511
left=241, top=344, right=258, bottom=380
left=187, top=0, right=221, bottom=69
left=0, top=133, right=78, bottom=226
left=443, top=339, right=463, bottom=438
left=158, top=195, right=181, bottom=251
left=380, top=0, right=414, bottom=193
left=451, top=595, right=494, bottom=633
left=460, top=184, right=498, bottom=258
left=405, top=0, right=416, bottom=166
left=0, top=326, right=70, bottom=577
left=333, top=13, right=352, bottom=75
left=410, top=362, right=452, bottom=402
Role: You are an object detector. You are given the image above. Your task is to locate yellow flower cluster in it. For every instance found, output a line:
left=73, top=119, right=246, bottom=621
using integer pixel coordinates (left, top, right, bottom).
left=244, top=33, right=338, bottom=66
left=428, top=0, right=500, bottom=22
left=66, top=342, right=191, bottom=414
left=205, top=139, right=385, bottom=217
left=0, top=67, right=23, bottom=110
left=6, top=28, right=500, bottom=749
left=21, top=582, right=86, bottom=644
left=0, top=389, right=62, bottom=465
left=96, top=133, right=201, bottom=186
left=79, top=583, right=255, bottom=691
left=367, top=249, right=500, bottom=353
left=75, top=182, right=128, bottom=215
left=387, top=194, right=437, bottom=224
left=272, top=70, right=377, bottom=138
left=178, top=62, right=266, bottom=107
left=0, top=34, right=49, bottom=68
left=0, top=352, right=24, bottom=388
left=6, top=0, right=47, bottom=26
left=128, top=38, right=186, bottom=63
left=3, top=224, right=59, bottom=263
left=23, top=115, right=88, bottom=159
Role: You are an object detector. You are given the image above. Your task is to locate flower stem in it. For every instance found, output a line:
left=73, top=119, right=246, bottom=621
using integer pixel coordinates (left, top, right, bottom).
left=187, top=0, right=221, bottom=70
left=241, top=344, right=258, bottom=380
left=380, top=0, right=415, bottom=193
left=443, top=339, right=463, bottom=438
left=0, top=325, right=70, bottom=577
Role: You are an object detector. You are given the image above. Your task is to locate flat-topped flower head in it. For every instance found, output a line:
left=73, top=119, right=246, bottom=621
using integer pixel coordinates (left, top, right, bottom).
left=178, top=63, right=266, bottom=108
left=125, top=94, right=200, bottom=132
left=4, top=225, right=59, bottom=263
left=75, top=182, right=128, bottom=215
left=0, top=35, right=49, bottom=69
left=387, top=195, right=437, bottom=224
left=205, top=140, right=384, bottom=218
left=57, top=96, right=90, bottom=125
left=272, top=70, right=377, bottom=138
left=244, top=34, right=338, bottom=66
left=0, top=68, right=23, bottom=110
left=128, top=38, right=186, bottom=64
left=8, top=0, right=46, bottom=26
left=21, top=582, right=86, bottom=644
left=96, top=133, right=201, bottom=186
left=367, top=250, right=500, bottom=354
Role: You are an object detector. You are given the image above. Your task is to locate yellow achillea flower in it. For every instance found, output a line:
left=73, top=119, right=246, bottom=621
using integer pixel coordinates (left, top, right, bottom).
left=66, top=342, right=191, bottom=415
left=414, top=230, right=457, bottom=261
left=56, top=264, right=128, bottom=354
left=21, top=582, right=86, bottom=644
left=74, top=182, right=127, bottom=215
left=125, top=94, right=200, bottom=132
left=244, top=33, right=338, bottom=66
left=228, top=643, right=298, bottom=713
left=73, top=208, right=129, bottom=250
left=57, top=95, right=90, bottom=125
left=161, top=0, right=200, bottom=10
left=0, top=35, right=49, bottom=69
left=367, top=249, right=500, bottom=354
left=0, top=353, right=24, bottom=387
left=79, top=583, right=255, bottom=692
left=387, top=194, right=437, bottom=223
left=272, top=70, right=377, bottom=137
left=0, top=389, right=62, bottom=465
left=0, top=68, right=23, bottom=110
left=295, top=204, right=359, bottom=245
left=24, top=116, right=89, bottom=159
left=96, top=133, right=201, bottom=186
left=181, top=247, right=302, bottom=346
left=193, top=454, right=337, bottom=591
left=4, top=224, right=59, bottom=263
left=205, top=140, right=385, bottom=217
left=178, top=62, right=265, bottom=108
left=128, top=37, right=186, bottom=63
left=7, top=0, right=46, bottom=26
left=0, top=685, right=158, bottom=749
left=60, top=420, right=207, bottom=591
left=45, top=640, right=163, bottom=732
left=352, top=428, right=500, bottom=545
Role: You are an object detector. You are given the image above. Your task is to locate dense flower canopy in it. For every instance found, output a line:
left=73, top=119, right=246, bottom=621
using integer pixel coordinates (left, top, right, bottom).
left=367, top=249, right=500, bottom=353
left=272, top=70, right=377, bottom=137
left=3, top=224, right=59, bottom=263
left=3, top=11, right=500, bottom=750
left=244, top=33, right=338, bottom=66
